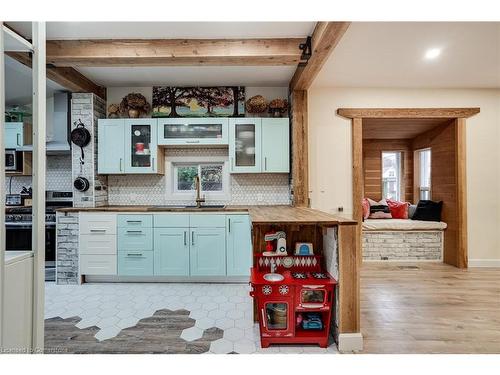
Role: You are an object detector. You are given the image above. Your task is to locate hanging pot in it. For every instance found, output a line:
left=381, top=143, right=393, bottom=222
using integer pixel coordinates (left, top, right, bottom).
left=73, top=177, right=90, bottom=192
left=71, top=120, right=91, bottom=159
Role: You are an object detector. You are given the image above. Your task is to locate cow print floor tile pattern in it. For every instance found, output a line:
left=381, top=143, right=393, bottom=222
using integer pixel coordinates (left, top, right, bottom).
left=45, top=282, right=338, bottom=354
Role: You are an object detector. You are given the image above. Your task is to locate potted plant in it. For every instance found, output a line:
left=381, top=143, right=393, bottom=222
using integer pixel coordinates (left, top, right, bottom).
left=119, top=93, right=151, bottom=118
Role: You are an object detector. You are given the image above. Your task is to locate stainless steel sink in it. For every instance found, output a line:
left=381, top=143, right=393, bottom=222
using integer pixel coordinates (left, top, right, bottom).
left=263, top=273, right=285, bottom=282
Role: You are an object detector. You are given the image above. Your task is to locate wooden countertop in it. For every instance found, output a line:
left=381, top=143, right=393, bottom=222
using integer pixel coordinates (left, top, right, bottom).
left=56, top=205, right=356, bottom=226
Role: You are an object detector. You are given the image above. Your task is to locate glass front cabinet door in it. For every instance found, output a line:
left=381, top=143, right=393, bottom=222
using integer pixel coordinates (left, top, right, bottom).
left=124, top=119, right=159, bottom=174
left=158, top=118, right=228, bottom=145
left=229, top=118, right=262, bottom=173
left=258, top=297, right=294, bottom=338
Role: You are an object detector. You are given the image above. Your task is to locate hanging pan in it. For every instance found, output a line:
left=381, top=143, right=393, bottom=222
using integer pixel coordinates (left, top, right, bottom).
left=71, top=119, right=91, bottom=159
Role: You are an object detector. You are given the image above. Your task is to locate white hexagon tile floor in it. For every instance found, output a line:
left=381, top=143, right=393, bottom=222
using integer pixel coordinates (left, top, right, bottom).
left=45, top=282, right=338, bottom=354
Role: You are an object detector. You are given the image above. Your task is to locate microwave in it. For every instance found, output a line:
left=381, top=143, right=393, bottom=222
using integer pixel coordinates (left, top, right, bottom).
left=5, top=149, right=22, bottom=171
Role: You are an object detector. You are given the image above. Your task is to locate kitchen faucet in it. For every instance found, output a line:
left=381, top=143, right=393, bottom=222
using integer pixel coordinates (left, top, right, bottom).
left=194, top=175, right=205, bottom=208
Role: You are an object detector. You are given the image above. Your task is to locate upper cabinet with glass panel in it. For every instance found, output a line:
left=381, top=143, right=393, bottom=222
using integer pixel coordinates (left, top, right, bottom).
left=158, top=118, right=229, bottom=146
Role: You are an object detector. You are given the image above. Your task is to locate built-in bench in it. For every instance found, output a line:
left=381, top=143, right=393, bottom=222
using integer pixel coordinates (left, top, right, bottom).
left=362, top=219, right=447, bottom=261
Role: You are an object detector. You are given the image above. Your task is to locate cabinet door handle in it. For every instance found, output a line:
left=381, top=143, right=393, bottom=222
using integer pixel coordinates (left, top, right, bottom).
left=231, top=157, right=234, bottom=171
left=17, top=134, right=21, bottom=146
left=228, top=218, right=231, bottom=233
left=184, top=231, right=187, bottom=246
left=152, top=157, right=155, bottom=171
left=264, top=157, right=267, bottom=171
left=119, top=158, right=123, bottom=172
left=186, top=140, right=200, bottom=144
left=261, top=309, right=266, bottom=328
left=191, top=231, right=195, bottom=246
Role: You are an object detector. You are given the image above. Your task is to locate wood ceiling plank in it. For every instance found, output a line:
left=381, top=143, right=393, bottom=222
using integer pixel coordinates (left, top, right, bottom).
left=338, top=108, right=481, bottom=119
left=45, top=38, right=305, bottom=67
left=289, top=22, right=350, bottom=90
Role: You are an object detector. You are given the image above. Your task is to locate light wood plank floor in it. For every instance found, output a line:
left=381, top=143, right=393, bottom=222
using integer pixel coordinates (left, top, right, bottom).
left=361, top=262, right=500, bottom=353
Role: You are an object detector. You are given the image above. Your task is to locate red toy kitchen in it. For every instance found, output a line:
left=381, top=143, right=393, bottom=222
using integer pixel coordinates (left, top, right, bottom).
left=250, top=250, right=337, bottom=348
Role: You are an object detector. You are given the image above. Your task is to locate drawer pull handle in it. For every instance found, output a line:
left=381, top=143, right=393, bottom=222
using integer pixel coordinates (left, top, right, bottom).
left=127, top=253, right=143, bottom=257
left=90, top=229, right=106, bottom=233
left=126, top=220, right=142, bottom=223
left=126, top=230, right=143, bottom=234
left=186, top=140, right=200, bottom=144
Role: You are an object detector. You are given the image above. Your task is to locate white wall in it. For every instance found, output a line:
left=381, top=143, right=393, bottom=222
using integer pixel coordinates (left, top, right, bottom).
left=308, top=87, right=500, bottom=263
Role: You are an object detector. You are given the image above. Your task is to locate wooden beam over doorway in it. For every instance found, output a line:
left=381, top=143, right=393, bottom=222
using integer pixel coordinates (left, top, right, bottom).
left=289, top=22, right=350, bottom=90
left=338, top=107, right=480, bottom=119
left=45, top=38, right=305, bottom=67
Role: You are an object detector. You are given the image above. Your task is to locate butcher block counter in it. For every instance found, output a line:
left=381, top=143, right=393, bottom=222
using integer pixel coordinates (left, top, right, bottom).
left=56, top=205, right=355, bottom=226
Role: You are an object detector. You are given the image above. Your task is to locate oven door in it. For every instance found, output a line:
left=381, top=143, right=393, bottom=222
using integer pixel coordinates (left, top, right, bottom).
left=297, top=285, right=330, bottom=310
left=258, top=296, right=294, bottom=338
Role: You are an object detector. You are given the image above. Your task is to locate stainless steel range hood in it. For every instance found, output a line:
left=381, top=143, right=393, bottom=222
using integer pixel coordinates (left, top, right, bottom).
left=19, top=92, right=71, bottom=154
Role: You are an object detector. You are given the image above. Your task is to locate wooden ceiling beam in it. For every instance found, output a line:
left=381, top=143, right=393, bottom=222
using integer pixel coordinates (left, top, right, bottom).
left=6, top=51, right=106, bottom=100
left=337, top=108, right=481, bottom=119
left=45, top=38, right=305, bottom=67
left=289, top=22, right=350, bottom=91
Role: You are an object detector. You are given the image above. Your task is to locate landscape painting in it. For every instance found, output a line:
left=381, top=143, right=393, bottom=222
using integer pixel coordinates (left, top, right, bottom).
left=152, top=86, right=245, bottom=118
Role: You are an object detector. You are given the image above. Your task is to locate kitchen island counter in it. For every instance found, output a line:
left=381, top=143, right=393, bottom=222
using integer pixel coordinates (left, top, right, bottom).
left=56, top=205, right=355, bottom=226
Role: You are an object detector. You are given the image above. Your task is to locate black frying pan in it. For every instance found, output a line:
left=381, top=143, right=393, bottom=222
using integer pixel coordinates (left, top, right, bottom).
left=71, top=119, right=91, bottom=159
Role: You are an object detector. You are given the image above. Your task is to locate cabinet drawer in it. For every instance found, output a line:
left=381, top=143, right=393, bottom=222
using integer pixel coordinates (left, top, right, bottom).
left=118, top=227, right=153, bottom=251
left=117, top=214, right=153, bottom=228
left=80, top=234, right=117, bottom=255
left=80, top=214, right=117, bottom=235
left=80, top=255, right=117, bottom=275
left=189, top=214, right=226, bottom=228
left=118, top=251, right=154, bottom=276
left=154, top=214, right=190, bottom=228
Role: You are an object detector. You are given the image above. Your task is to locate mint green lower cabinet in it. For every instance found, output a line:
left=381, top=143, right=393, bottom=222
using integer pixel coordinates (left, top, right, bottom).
left=226, top=215, right=252, bottom=276
left=190, top=228, right=226, bottom=276
left=118, top=251, right=154, bottom=276
left=154, top=228, right=190, bottom=276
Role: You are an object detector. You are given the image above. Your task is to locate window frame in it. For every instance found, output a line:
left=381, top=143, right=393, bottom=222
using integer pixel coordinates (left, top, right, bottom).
left=414, top=148, right=432, bottom=202
left=381, top=150, right=403, bottom=201
left=165, top=155, right=230, bottom=202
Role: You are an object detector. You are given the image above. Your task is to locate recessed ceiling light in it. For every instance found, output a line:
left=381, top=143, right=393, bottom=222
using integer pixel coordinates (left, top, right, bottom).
left=425, top=48, right=441, bottom=60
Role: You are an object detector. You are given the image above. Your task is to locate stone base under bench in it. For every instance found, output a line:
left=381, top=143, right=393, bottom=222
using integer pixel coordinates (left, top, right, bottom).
left=362, top=231, right=443, bottom=261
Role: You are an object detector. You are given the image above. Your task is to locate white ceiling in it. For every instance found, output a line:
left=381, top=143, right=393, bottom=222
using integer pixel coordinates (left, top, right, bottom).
left=312, top=22, right=500, bottom=89
left=77, top=66, right=296, bottom=87
left=8, top=22, right=315, bottom=40
left=5, top=56, right=67, bottom=105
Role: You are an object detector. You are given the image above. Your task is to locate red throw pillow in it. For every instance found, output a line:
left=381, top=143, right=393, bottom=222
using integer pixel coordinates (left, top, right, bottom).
left=386, top=199, right=410, bottom=219
left=362, top=198, right=370, bottom=220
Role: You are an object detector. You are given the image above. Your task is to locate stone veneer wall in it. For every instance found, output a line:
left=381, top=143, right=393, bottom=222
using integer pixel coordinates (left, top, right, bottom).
left=71, top=93, right=108, bottom=207
left=362, top=231, right=443, bottom=261
left=107, top=147, right=291, bottom=206
left=55, top=212, right=79, bottom=284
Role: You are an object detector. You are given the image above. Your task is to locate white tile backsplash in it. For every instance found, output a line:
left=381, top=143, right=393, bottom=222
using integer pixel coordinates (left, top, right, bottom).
left=107, top=147, right=291, bottom=206
left=5, top=155, right=72, bottom=194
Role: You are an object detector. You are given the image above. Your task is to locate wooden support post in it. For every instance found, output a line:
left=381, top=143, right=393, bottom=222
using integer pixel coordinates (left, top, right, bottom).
left=291, top=90, right=309, bottom=207
left=31, top=22, right=46, bottom=352
left=352, top=118, right=363, bottom=223
left=456, top=118, right=468, bottom=269
left=338, top=224, right=360, bottom=334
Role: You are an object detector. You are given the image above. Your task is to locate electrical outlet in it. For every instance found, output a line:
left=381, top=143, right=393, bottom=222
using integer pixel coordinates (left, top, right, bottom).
left=338, top=206, right=344, bottom=212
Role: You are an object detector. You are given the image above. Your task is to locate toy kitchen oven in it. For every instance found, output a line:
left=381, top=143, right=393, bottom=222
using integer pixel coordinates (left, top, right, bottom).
left=250, top=255, right=336, bottom=348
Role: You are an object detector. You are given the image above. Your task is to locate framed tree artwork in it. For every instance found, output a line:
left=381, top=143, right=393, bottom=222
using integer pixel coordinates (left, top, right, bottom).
left=152, top=86, right=245, bottom=118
